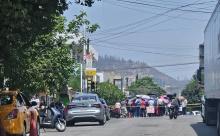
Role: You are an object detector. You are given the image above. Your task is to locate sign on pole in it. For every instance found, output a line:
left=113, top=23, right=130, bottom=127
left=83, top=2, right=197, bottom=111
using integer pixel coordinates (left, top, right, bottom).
left=85, top=68, right=96, bottom=76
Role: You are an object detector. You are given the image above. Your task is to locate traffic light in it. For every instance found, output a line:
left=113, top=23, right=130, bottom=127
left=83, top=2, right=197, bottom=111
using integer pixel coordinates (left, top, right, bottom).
left=91, top=81, right=95, bottom=91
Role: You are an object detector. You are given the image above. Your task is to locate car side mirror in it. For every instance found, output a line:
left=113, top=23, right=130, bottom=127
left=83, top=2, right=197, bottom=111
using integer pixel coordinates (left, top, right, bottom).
left=31, top=101, right=38, bottom=107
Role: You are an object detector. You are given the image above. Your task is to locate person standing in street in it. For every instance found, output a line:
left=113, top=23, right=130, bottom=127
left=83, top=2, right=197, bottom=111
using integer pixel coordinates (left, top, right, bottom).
left=182, top=98, right=188, bottom=115
left=140, top=98, right=146, bottom=117
left=135, top=96, right=141, bottom=117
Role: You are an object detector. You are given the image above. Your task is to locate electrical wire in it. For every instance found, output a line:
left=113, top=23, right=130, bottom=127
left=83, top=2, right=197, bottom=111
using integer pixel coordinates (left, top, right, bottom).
left=92, top=41, right=198, bottom=50
left=98, top=62, right=199, bottom=71
left=137, top=0, right=216, bottom=10
left=90, top=0, right=209, bottom=37
left=139, top=0, right=215, bottom=6
left=93, top=43, right=198, bottom=57
left=92, top=12, right=188, bottom=43
left=116, top=0, right=213, bottom=13
left=103, top=0, right=208, bottom=21
left=91, top=0, right=208, bottom=35
left=91, top=0, right=209, bottom=42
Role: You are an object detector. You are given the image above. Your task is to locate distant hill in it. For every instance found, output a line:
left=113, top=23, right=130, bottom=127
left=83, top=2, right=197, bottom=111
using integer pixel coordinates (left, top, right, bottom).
left=94, top=55, right=188, bottom=93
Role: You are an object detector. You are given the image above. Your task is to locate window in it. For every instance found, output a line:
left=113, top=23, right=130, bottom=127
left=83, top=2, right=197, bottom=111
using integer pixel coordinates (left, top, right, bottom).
left=73, top=96, right=97, bottom=102
left=0, top=94, right=13, bottom=106
left=20, top=93, right=31, bottom=107
left=16, top=94, right=24, bottom=106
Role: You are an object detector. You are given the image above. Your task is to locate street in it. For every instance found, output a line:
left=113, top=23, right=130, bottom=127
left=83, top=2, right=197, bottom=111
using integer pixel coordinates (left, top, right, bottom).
left=41, top=116, right=217, bottom=136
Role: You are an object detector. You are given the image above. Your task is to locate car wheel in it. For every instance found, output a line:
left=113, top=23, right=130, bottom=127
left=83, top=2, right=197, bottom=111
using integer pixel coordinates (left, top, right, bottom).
left=99, top=114, right=106, bottom=125
left=106, top=113, right=111, bottom=121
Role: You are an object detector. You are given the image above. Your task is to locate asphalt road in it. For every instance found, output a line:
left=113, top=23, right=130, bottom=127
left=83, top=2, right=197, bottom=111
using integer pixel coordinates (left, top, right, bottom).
left=41, top=116, right=217, bottom=136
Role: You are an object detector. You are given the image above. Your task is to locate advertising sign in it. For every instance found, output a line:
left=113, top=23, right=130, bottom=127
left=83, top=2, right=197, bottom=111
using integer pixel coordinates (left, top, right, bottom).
left=85, top=68, right=96, bottom=76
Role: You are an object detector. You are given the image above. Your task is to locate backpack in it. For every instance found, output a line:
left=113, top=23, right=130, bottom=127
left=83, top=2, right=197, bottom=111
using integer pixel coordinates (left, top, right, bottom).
left=135, top=98, right=141, bottom=106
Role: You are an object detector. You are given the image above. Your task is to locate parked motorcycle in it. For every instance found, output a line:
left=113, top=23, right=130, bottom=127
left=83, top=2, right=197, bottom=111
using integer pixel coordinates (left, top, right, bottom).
left=168, top=105, right=178, bottom=119
left=110, top=108, right=121, bottom=118
left=120, top=107, right=128, bottom=118
left=40, top=103, right=66, bottom=132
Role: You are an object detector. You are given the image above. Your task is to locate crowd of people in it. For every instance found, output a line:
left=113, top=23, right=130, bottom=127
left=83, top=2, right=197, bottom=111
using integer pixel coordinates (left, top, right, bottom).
left=114, top=94, right=188, bottom=118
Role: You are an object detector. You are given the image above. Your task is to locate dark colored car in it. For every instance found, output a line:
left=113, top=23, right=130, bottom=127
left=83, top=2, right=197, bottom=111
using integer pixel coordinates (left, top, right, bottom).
left=99, top=98, right=111, bottom=121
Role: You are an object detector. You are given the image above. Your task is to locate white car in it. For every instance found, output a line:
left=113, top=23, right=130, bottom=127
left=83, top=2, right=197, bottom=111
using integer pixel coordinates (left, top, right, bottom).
left=192, top=110, right=201, bottom=116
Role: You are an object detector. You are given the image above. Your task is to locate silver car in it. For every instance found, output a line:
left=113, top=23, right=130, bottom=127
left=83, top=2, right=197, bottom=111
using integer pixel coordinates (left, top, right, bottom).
left=66, top=93, right=106, bottom=125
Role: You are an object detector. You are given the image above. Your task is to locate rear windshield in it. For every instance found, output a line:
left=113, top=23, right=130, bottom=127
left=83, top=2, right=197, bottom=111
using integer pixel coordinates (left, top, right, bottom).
left=73, top=96, right=97, bottom=102
left=0, top=94, right=13, bottom=106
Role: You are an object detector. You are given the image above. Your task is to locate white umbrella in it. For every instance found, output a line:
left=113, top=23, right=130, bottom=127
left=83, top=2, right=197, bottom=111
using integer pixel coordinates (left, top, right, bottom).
left=141, top=95, right=150, bottom=99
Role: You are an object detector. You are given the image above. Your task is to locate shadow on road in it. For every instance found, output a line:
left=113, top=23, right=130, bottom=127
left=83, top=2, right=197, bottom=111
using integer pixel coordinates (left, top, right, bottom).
left=191, top=122, right=217, bottom=136
left=67, top=122, right=102, bottom=127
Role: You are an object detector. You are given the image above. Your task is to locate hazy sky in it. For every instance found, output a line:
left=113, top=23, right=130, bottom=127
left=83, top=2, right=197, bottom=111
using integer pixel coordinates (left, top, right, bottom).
left=64, top=0, right=218, bottom=80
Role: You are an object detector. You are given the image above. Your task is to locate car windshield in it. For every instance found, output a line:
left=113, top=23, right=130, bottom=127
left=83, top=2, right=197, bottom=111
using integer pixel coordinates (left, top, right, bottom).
left=73, top=96, right=97, bottom=102
left=0, top=94, right=13, bottom=106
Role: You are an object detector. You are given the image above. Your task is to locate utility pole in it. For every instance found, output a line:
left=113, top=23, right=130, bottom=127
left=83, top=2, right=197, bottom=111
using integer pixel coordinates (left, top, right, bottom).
left=82, top=0, right=86, bottom=93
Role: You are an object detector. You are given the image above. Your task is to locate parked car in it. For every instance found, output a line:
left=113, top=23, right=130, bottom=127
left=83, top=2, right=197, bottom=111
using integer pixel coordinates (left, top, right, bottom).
left=0, top=90, right=40, bottom=136
left=65, top=93, right=106, bottom=125
left=99, top=98, right=111, bottom=121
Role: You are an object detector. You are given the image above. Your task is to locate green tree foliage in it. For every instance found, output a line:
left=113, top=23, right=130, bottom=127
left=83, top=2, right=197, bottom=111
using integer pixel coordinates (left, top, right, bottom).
left=0, top=0, right=68, bottom=69
left=1, top=3, right=99, bottom=96
left=75, top=0, right=101, bottom=7
left=68, top=76, right=81, bottom=91
left=95, top=82, right=125, bottom=105
left=0, top=0, right=69, bottom=88
left=181, top=76, right=204, bottom=104
left=68, top=63, right=81, bottom=91
left=128, top=77, right=166, bottom=96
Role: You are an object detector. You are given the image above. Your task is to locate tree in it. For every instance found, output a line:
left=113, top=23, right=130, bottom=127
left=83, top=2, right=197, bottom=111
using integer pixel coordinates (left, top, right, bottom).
left=0, top=0, right=68, bottom=68
left=75, top=0, right=101, bottom=7
left=128, top=77, right=166, bottom=96
left=2, top=10, right=99, bottom=96
left=95, top=82, right=125, bottom=105
left=181, top=76, right=204, bottom=104
left=0, top=0, right=68, bottom=88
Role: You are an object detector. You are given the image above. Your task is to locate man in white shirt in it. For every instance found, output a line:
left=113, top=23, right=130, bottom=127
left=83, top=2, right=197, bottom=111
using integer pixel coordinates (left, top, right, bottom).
left=182, top=99, right=188, bottom=115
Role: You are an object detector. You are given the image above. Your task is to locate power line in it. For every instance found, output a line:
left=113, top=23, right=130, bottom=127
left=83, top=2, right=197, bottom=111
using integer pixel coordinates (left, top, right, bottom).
left=92, top=0, right=206, bottom=36
left=92, top=41, right=198, bottom=50
left=91, top=1, right=208, bottom=38
left=93, top=41, right=197, bottom=47
left=140, top=0, right=215, bottom=6
left=137, top=0, right=216, bottom=9
left=116, top=0, right=213, bottom=13
left=92, top=12, right=187, bottom=42
left=94, top=44, right=198, bottom=57
left=103, top=0, right=208, bottom=22
left=91, top=0, right=209, bottom=42
left=99, top=62, right=199, bottom=71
